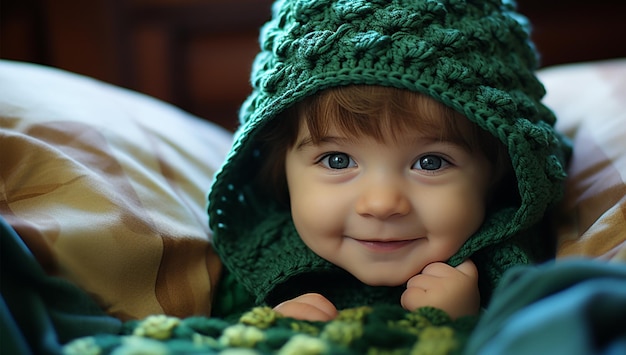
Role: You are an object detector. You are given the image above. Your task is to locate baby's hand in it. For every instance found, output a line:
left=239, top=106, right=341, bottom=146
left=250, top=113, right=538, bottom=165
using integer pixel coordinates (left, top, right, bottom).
left=273, top=293, right=338, bottom=321
left=400, top=260, right=480, bottom=319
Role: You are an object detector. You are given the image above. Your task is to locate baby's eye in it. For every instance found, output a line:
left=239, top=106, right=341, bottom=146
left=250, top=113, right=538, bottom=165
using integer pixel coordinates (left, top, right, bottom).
left=320, top=153, right=357, bottom=169
left=413, top=155, right=449, bottom=171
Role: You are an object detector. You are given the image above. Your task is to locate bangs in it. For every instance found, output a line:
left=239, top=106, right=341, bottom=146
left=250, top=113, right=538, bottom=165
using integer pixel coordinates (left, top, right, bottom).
left=298, top=85, right=478, bottom=150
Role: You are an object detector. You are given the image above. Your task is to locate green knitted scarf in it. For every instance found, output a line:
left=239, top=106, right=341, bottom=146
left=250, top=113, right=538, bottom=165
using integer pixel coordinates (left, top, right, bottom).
left=208, top=0, right=570, bottom=309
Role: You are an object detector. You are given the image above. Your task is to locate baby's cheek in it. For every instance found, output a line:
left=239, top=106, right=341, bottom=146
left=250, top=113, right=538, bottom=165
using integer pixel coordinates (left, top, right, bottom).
left=291, top=199, right=344, bottom=250
left=420, top=192, right=485, bottom=242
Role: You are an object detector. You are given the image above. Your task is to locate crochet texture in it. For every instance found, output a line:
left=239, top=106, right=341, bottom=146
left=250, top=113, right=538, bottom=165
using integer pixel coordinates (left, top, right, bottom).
left=63, top=305, right=478, bottom=355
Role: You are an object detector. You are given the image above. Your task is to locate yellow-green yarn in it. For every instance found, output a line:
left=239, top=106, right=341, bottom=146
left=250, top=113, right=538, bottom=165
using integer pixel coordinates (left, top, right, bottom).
left=411, top=327, right=458, bottom=355
left=240, top=306, right=281, bottom=329
left=321, top=320, right=364, bottom=347
left=219, top=324, right=266, bottom=348
left=132, top=315, right=180, bottom=340
left=278, top=334, right=328, bottom=355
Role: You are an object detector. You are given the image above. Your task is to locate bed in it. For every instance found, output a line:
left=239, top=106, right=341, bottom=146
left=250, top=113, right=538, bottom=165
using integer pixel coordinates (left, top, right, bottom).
left=1, top=58, right=625, bottom=354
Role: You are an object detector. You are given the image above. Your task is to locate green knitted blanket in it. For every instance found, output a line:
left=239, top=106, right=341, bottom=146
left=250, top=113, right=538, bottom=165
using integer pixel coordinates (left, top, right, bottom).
left=62, top=305, right=478, bottom=355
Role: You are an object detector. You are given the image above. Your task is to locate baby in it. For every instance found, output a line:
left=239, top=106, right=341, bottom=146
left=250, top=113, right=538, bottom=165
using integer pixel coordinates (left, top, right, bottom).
left=208, top=0, right=570, bottom=321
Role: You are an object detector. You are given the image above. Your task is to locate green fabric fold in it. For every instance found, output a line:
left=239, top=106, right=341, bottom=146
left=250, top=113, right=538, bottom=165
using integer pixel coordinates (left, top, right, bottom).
left=0, top=217, right=122, bottom=355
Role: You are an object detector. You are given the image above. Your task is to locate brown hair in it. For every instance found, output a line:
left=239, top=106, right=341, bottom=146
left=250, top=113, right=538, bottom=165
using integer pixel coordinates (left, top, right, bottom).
left=255, top=85, right=514, bottom=207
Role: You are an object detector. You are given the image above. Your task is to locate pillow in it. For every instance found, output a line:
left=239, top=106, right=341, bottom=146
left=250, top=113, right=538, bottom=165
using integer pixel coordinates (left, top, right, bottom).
left=539, top=59, right=626, bottom=262
left=0, top=60, right=232, bottom=320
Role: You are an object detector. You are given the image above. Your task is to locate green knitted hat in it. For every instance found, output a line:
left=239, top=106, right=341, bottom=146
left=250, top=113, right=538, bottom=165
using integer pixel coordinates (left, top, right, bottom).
left=208, top=0, right=570, bottom=307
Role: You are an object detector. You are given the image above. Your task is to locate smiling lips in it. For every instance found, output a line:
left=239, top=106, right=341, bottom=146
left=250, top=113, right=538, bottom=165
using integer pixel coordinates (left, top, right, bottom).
left=354, top=238, right=418, bottom=252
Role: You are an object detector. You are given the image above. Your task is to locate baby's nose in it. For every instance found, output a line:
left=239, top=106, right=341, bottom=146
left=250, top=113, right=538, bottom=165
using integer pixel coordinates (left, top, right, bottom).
left=355, top=182, right=411, bottom=219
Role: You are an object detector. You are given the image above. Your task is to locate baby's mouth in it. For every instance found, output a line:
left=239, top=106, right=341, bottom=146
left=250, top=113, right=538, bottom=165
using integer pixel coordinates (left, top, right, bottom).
left=352, top=238, right=418, bottom=252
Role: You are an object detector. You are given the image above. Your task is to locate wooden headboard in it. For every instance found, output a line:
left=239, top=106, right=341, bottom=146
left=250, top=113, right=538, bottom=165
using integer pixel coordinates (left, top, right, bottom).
left=2, top=0, right=625, bottom=130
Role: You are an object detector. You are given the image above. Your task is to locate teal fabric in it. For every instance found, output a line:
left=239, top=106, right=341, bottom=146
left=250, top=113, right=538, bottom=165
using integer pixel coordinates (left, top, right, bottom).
left=465, top=259, right=626, bottom=355
left=0, top=217, right=122, bottom=355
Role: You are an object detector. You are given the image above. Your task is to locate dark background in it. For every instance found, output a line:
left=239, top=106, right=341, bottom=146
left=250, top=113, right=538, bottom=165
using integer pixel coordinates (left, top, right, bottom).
left=2, top=0, right=625, bottom=131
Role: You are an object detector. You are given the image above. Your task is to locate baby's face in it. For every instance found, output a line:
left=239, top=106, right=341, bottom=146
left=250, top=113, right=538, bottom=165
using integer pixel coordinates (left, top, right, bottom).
left=284, top=122, right=493, bottom=286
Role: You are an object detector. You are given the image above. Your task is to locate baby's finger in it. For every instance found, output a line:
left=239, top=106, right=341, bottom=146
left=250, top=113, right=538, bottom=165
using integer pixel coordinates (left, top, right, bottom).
left=274, top=301, right=334, bottom=321
left=406, top=273, right=437, bottom=288
left=421, top=262, right=455, bottom=277
left=401, top=287, right=428, bottom=311
left=293, top=293, right=338, bottom=318
left=273, top=293, right=338, bottom=321
left=455, top=259, right=478, bottom=278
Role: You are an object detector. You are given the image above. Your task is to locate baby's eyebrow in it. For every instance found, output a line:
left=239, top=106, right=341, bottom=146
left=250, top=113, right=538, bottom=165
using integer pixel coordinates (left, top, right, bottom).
left=410, top=135, right=472, bottom=151
left=295, top=134, right=471, bottom=152
left=294, top=135, right=352, bottom=150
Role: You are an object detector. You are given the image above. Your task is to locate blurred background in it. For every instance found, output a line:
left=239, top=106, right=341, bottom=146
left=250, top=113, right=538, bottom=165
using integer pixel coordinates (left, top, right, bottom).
left=2, top=0, right=625, bottom=131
